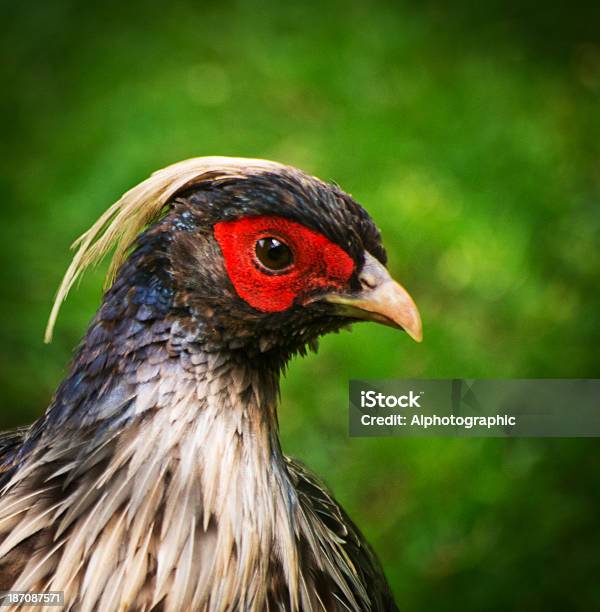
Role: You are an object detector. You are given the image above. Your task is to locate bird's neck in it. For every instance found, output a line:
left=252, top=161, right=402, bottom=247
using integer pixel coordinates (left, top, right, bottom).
left=19, top=316, right=306, bottom=609
left=45, top=312, right=286, bottom=460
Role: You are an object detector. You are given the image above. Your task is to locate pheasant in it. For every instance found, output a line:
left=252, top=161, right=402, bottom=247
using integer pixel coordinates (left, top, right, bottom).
left=0, top=157, right=422, bottom=611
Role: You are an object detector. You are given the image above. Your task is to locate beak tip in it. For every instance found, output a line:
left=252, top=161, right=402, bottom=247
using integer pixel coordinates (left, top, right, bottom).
left=404, top=317, right=423, bottom=343
left=410, top=329, right=423, bottom=343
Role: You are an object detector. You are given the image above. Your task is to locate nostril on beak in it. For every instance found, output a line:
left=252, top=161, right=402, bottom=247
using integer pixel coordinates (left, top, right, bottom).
left=358, top=252, right=394, bottom=290
left=359, top=270, right=378, bottom=289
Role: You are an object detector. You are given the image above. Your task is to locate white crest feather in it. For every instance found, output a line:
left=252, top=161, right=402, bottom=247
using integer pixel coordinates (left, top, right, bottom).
left=44, top=156, right=287, bottom=343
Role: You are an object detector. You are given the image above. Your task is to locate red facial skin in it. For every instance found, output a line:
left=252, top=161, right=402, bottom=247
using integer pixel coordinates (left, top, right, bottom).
left=214, top=216, right=355, bottom=312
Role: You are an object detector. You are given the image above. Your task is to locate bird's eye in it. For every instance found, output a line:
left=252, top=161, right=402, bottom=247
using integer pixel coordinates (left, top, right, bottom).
left=255, top=237, right=293, bottom=271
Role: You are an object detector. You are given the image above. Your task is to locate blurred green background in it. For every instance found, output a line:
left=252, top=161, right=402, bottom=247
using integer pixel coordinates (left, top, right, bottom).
left=1, top=1, right=599, bottom=609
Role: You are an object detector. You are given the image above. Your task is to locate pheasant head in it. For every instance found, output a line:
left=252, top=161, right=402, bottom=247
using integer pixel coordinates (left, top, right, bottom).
left=46, top=157, right=421, bottom=360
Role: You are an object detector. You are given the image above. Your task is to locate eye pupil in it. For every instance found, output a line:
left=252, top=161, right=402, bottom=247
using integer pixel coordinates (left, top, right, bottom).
left=255, top=237, right=293, bottom=271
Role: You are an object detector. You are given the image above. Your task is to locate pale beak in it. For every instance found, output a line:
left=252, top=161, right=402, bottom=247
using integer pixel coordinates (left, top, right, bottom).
left=320, top=252, right=423, bottom=342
